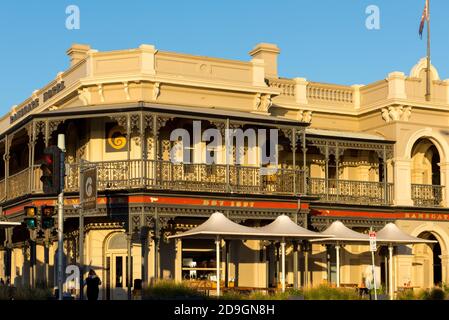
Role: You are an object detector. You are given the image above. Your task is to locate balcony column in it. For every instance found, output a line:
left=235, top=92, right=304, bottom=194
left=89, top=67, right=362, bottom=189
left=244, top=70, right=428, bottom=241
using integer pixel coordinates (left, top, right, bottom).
left=225, top=118, right=231, bottom=192
left=383, top=146, right=388, bottom=204
left=335, top=145, right=341, bottom=202
left=302, top=129, right=307, bottom=194
left=393, top=158, right=414, bottom=206
left=325, top=143, right=329, bottom=201
left=126, top=114, right=131, bottom=161
left=438, top=162, right=449, bottom=207
left=140, top=112, right=146, bottom=187
left=3, top=134, right=11, bottom=199
left=291, top=128, right=297, bottom=194
left=27, top=123, right=36, bottom=193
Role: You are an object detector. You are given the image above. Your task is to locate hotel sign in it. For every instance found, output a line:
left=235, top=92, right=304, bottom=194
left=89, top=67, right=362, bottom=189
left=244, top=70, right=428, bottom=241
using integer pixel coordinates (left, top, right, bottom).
left=10, top=81, right=66, bottom=124
left=404, top=213, right=449, bottom=221
left=80, top=167, right=97, bottom=211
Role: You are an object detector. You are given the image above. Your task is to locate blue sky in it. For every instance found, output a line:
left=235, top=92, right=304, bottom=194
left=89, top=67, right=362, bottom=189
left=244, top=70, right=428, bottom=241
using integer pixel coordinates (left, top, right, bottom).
left=0, top=0, right=447, bottom=113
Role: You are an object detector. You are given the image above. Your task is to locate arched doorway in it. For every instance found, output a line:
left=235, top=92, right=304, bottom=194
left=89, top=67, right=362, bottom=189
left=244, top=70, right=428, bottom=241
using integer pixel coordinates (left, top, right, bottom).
left=105, top=232, right=131, bottom=300
left=412, top=232, right=443, bottom=288
left=411, top=139, right=443, bottom=207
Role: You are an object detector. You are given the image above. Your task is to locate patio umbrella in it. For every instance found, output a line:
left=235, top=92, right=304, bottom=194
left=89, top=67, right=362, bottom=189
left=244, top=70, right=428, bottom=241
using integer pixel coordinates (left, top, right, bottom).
left=310, top=221, right=370, bottom=288
left=376, top=223, right=437, bottom=300
left=257, top=215, right=329, bottom=292
left=168, top=212, right=268, bottom=296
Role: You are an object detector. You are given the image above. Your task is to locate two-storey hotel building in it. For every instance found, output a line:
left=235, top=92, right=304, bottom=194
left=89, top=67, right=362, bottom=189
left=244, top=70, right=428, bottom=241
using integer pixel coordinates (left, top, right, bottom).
left=1, top=43, right=448, bottom=299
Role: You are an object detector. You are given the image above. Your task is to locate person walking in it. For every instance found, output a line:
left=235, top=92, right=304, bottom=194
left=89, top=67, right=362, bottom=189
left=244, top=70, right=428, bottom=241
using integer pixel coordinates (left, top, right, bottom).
left=85, top=269, right=102, bottom=301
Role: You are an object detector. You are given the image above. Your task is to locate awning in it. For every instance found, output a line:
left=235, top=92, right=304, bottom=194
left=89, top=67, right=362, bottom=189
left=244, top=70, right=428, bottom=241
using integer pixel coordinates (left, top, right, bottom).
left=310, top=221, right=370, bottom=244
left=167, top=211, right=266, bottom=240
left=376, top=223, right=437, bottom=245
left=375, top=223, right=436, bottom=300
left=257, top=215, right=329, bottom=239
left=306, top=128, right=393, bottom=143
left=41, top=102, right=308, bottom=127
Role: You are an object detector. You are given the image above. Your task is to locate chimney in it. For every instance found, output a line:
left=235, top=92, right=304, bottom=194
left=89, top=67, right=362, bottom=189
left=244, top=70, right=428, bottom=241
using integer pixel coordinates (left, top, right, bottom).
left=66, top=44, right=91, bottom=66
left=249, top=43, right=280, bottom=79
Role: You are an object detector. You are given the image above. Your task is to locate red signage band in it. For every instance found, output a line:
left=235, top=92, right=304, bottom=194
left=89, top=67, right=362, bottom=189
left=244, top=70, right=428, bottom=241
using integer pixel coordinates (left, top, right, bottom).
left=4, top=195, right=308, bottom=216
left=311, top=209, right=449, bottom=221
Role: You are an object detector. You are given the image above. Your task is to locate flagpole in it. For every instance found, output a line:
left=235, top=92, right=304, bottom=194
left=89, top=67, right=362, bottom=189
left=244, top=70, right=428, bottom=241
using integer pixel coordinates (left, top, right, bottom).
left=426, top=0, right=431, bottom=102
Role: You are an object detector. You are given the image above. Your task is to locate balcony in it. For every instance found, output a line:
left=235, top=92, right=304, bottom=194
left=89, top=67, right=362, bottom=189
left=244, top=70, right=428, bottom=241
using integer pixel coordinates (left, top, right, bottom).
left=0, top=160, right=399, bottom=206
left=308, top=178, right=394, bottom=206
left=39, top=160, right=307, bottom=196
left=411, top=184, right=444, bottom=207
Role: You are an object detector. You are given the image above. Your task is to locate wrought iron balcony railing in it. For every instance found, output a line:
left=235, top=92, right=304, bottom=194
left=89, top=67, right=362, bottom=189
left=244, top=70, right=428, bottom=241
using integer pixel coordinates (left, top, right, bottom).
left=34, top=160, right=308, bottom=196
left=411, top=184, right=444, bottom=207
left=308, top=178, right=394, bottom=206
left=0, top=160, right=402, bottom=207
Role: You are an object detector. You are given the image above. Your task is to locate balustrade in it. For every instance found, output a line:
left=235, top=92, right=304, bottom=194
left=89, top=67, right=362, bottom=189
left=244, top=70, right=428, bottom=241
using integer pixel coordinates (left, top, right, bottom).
left=411, top=184, right=444, bottom=207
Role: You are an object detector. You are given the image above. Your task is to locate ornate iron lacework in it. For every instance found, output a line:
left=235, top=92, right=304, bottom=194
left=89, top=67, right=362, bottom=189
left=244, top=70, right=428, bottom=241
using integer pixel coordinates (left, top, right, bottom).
left=310, top=216, right=390, bottom=232
left=84, top=221, right=126, bottom=232
left=307, top=137, right=394, bottom=160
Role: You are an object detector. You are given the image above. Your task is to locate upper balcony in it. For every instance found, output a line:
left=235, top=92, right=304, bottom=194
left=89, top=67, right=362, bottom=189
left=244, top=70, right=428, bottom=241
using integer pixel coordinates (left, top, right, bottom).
left=0, top=159, right=396, bottom=207
left=3, top=107, right=445, bottom=209
left=0, top=112, right=397, bottom=207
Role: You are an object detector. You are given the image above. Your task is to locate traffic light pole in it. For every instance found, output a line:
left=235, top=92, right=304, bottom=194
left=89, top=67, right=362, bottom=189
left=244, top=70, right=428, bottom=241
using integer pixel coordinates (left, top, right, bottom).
left=57, top=135, right=65, bottom=301
left=79, top=206, right=84, bottom=300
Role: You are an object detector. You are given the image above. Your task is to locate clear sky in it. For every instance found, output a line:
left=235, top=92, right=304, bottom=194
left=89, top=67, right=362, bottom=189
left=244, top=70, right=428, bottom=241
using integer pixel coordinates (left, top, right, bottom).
left=0, top=0, right=447, bottom=114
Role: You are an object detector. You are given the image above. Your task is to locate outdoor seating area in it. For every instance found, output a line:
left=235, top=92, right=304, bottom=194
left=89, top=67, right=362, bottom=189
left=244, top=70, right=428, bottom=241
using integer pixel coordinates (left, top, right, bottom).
left=168, top=212, right=436, bottom=300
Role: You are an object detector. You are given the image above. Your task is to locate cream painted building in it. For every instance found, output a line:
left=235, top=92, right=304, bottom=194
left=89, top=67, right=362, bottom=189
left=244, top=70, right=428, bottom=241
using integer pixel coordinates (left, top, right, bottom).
left=0, top=42, right=448, bottom=299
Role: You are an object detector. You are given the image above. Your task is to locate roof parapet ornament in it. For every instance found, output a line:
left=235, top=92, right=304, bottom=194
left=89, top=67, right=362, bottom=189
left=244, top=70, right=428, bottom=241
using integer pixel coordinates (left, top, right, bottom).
left=410, top=57, right=440, bottom=81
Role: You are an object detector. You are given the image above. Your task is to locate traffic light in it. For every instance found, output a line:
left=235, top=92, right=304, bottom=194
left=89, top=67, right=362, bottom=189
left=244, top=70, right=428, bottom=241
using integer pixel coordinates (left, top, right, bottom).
left=24, top=206, right=38, bottom=229
left=41, top=205, right=55, bottom=229
left=39, top=145, right=64, bottom=194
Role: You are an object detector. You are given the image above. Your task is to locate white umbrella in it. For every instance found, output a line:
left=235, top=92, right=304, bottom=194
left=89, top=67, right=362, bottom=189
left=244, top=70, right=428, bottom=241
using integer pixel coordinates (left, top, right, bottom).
left=310, top=221, right=370, bottom=288
left=168, top=212, right=268, bottom=296
left=257, top=215, right=329, bottom=292
left=376, top=223, right=437, bottom=300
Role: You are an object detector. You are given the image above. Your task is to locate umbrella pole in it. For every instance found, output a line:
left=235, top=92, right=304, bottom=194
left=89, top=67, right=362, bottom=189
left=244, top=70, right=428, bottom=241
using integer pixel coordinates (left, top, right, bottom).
left=335, top=244, right=340, bottom=288
left=388, top=245, right=394, bottom=300
left=281, top=240, right=286, bottom=293
left=216, top=237, right=221, bottom=297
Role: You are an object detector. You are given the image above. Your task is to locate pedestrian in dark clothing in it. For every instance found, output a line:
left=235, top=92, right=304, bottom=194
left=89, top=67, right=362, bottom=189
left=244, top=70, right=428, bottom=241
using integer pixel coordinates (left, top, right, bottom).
left=85, top=269, right=101, bottom=301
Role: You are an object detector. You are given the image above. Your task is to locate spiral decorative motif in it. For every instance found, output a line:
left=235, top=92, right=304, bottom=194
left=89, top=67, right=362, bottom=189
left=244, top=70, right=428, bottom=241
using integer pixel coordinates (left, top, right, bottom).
left=107, top=125, right=127, bottom=151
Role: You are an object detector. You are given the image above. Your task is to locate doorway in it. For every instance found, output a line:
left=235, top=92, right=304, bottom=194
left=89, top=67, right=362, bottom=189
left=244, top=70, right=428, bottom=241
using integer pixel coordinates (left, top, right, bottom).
left=105, top=233, right=132, bottom=300
left=414, top=232, right=443, bottom=288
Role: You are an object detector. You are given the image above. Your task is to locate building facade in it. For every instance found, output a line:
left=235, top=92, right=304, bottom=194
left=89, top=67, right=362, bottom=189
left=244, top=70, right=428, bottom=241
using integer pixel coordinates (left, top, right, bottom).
left=0, top=42, right=448, bottom=299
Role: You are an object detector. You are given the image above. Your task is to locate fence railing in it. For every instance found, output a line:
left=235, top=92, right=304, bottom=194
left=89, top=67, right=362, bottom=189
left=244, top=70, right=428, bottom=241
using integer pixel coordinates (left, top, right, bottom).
left=308, top=178, right=394, bottom=206
left=411, top=184, right=444, bottom=207
left=0, top=160, right=402, bottom=207
left=7, top=168, right=30, bottom=200
left=307, top=83, right=353, bottom=104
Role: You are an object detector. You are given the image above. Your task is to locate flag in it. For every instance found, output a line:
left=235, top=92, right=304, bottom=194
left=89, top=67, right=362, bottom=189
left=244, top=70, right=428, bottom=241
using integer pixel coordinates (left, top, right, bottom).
left=419, top=0, right=429, bottom=39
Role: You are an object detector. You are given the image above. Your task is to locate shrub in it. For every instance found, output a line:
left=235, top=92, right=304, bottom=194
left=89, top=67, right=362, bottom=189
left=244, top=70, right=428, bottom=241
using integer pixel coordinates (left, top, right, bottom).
left=396, top=289, right=418, bottom=300
left=142, top=280, right=206, bottom=300
left=424, top=287, right=446, bottom=300
left=0, top=286, right=53, bottom=300
left=220, top=290, right=245, bottom=300
left=248, top=291, right=291, bottom=300
left=397, top=287, right=447, bottom=300
left=303, top=284, right=361, bottom=300
left=0, top=286, right=11, bottom=300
